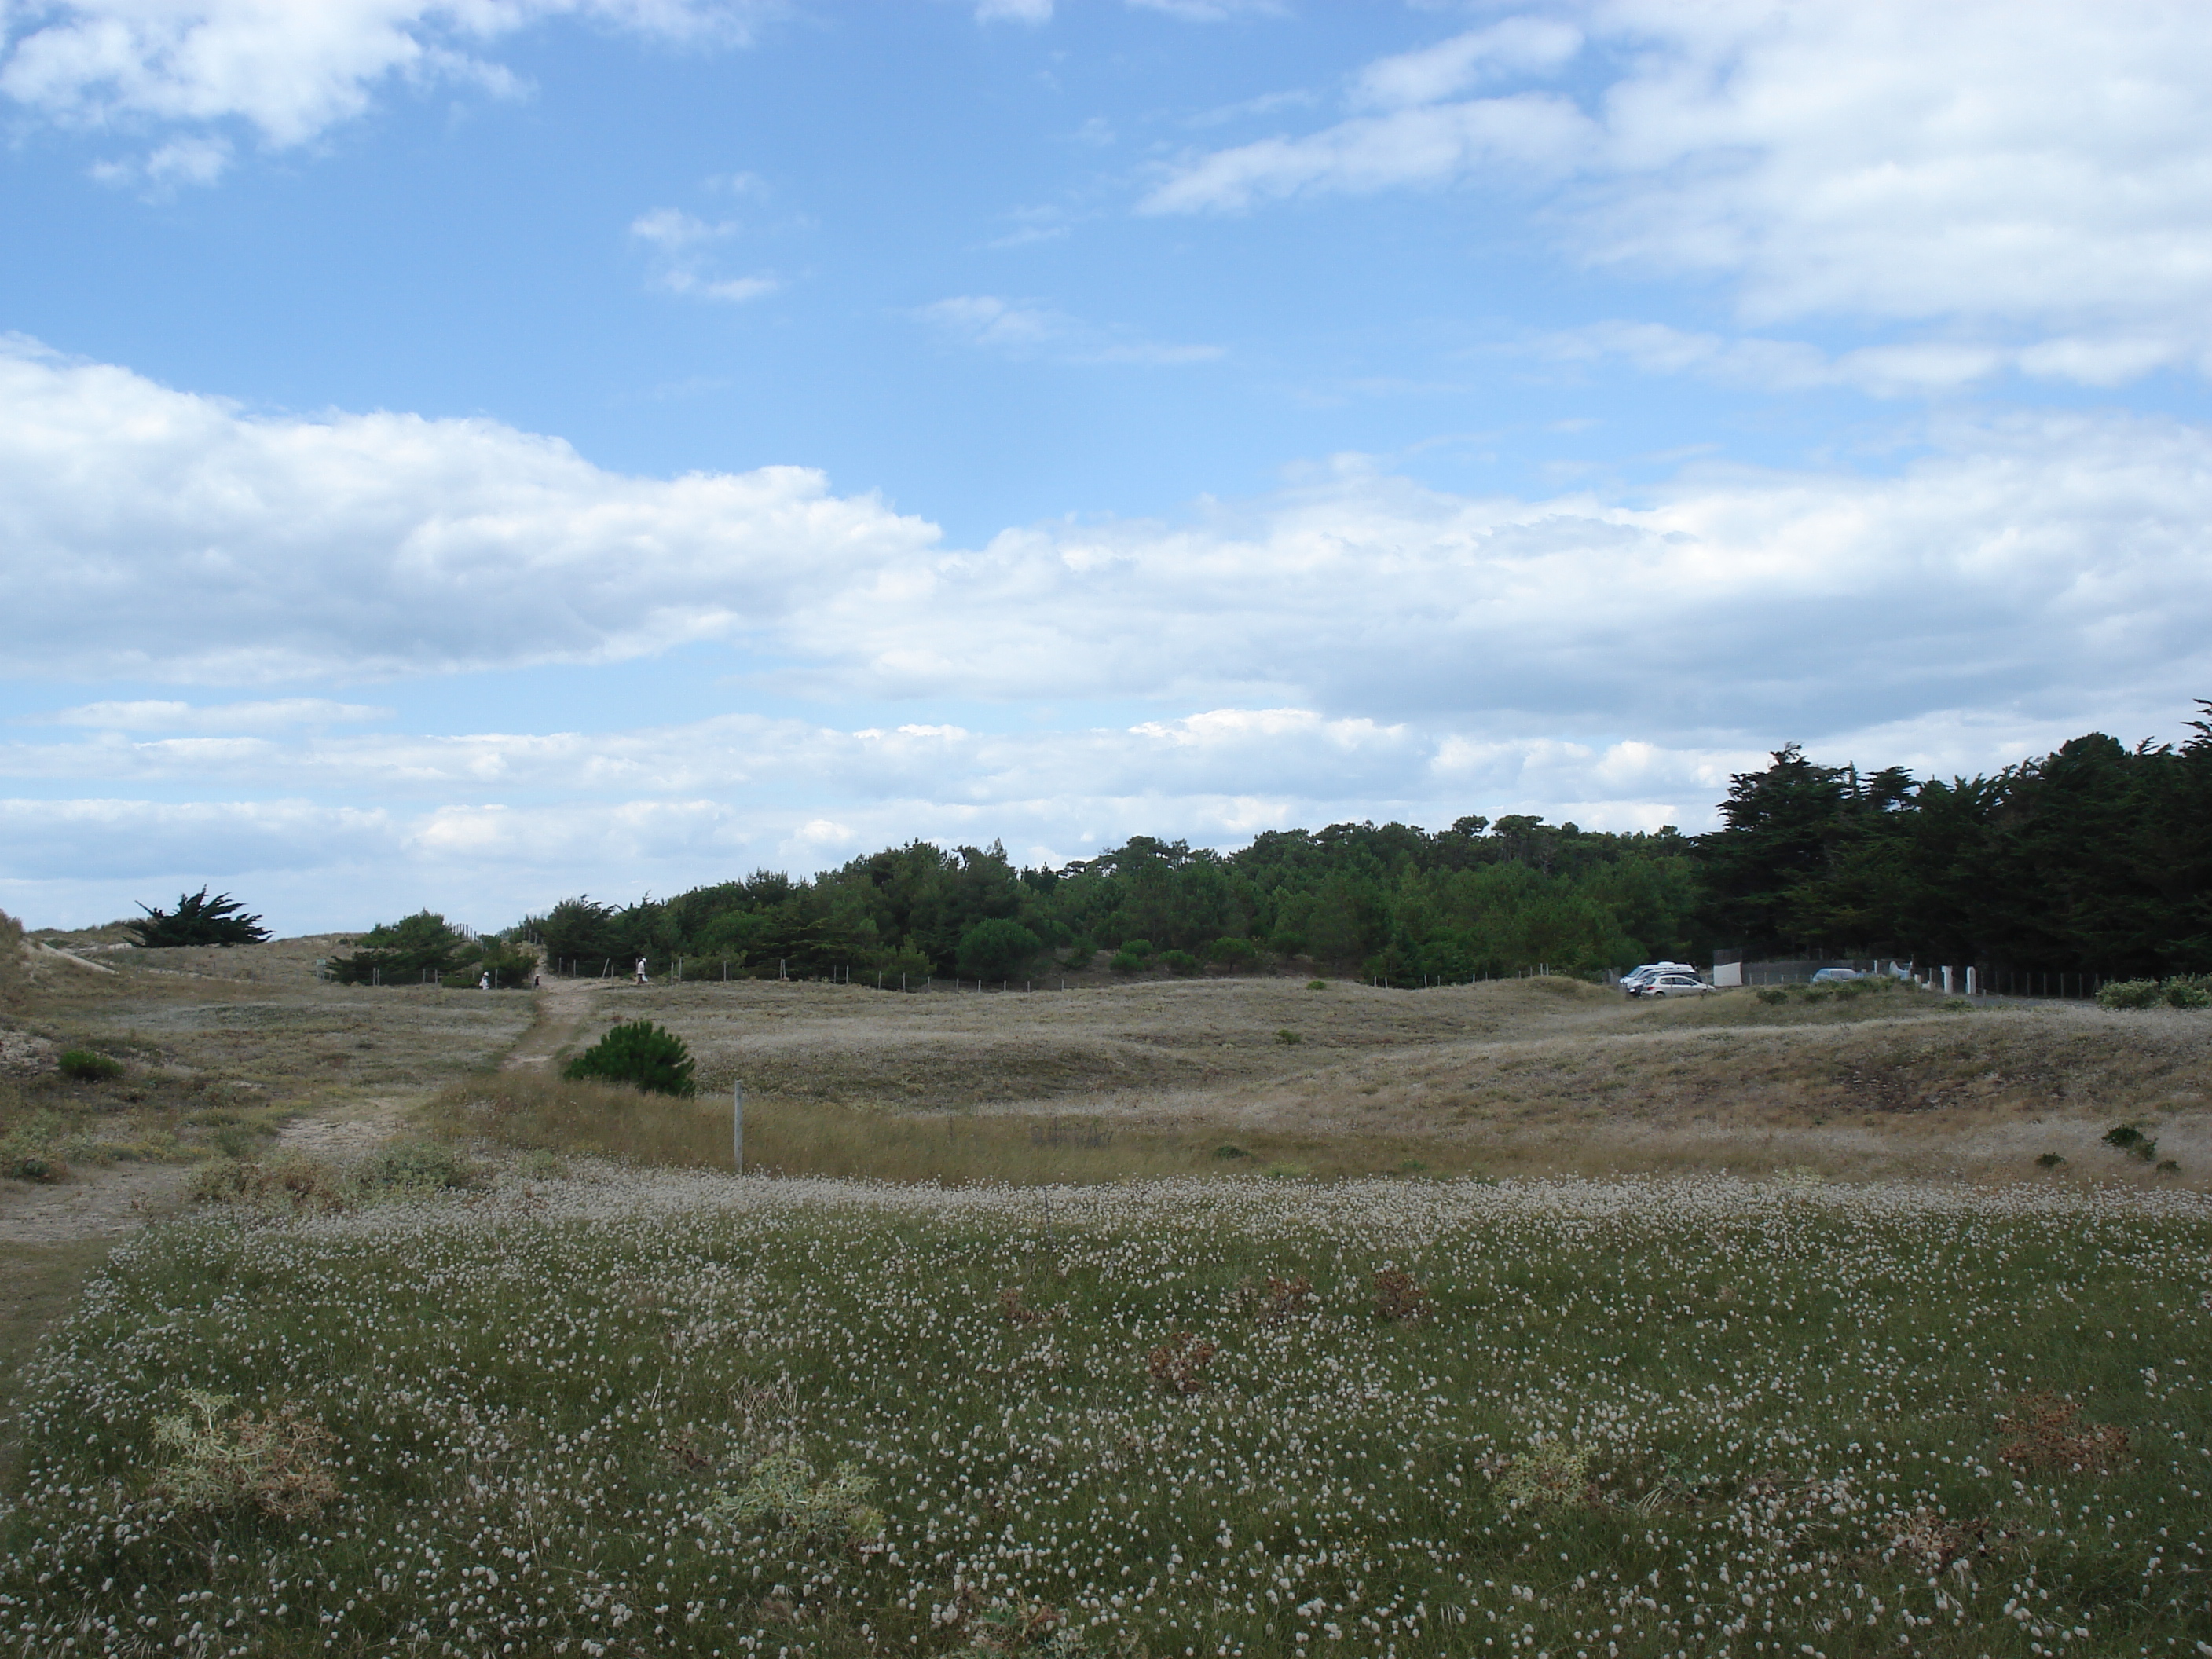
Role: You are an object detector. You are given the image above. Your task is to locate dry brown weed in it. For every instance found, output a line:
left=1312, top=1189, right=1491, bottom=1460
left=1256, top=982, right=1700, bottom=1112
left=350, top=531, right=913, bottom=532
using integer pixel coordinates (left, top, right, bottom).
left=1374, top=1267, right=1430, bottom=1322
left=152, top=1390, right=339, bottom=1520
left=1145, top=1331, right=1217, bottom=1393
left=1887, top=1507, right=1989, bottom=1571
left=999, top=1287, right=1053, bottom=1328
left=1997, top=1393, right=2130, bottom=1472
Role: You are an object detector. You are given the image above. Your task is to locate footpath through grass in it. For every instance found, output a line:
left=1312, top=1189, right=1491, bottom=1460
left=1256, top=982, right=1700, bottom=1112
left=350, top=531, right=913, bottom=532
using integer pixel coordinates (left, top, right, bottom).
left=1, top=1172, right=2207, bottom=1657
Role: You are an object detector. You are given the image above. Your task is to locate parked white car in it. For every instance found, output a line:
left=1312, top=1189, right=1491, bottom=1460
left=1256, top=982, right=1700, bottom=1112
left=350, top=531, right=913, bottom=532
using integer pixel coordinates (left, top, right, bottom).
left=1621, top=961, right=1701, bottom=994
left=1632, top=972, right=1714, bottom=999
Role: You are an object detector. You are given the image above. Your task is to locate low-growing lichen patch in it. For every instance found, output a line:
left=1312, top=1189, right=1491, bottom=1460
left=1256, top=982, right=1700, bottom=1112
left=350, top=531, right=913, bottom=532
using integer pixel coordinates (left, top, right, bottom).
left=0, top=1170, right=2206, bottom=1657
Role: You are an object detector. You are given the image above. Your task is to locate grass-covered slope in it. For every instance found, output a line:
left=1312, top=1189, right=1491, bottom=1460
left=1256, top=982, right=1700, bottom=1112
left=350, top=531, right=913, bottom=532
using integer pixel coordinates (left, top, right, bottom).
left=2, top=1173, right=2206, bottom=1656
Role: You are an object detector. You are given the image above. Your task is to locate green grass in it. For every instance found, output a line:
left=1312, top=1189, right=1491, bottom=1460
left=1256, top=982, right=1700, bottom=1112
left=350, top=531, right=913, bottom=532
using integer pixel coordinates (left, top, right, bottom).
left=0, top=1240, right=119, bottom=1487
left=2, top=1174, right=2207, bottom=1656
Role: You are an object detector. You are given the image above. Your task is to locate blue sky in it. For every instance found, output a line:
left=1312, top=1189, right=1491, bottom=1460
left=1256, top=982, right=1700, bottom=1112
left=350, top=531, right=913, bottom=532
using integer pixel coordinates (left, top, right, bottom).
left=2, top=0, right=2210, bottom=933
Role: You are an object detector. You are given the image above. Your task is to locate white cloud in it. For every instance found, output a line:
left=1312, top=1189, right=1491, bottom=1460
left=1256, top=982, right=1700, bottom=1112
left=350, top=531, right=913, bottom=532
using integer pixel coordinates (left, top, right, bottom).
left=1127, top=0, right=1287, bottom=19
left=0, top=0, right=762, bottom=167
left=1143, top=2, right=2212, bottom=383
left=914, top=295, right=1221, bottom=364
left=5, top=337, right=2207, bottom=749
left=0, top=335, right=936, bottom=682
left=1349, top=17, right=1580, bottom=112
left=974, top=0, right=1052, bottom=22
left=1141, top=92, right=1591, bottom=214
left=917, top=295, right=1065, bottom=350
left=628, top=208, right=778, bottom=302
left=34, top=698, right=390, bottom=731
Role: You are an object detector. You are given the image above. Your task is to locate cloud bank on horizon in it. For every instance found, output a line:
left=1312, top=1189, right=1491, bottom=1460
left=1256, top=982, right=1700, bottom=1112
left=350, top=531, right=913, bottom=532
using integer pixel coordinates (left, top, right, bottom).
left=1, top=0, right=2207, bottom=932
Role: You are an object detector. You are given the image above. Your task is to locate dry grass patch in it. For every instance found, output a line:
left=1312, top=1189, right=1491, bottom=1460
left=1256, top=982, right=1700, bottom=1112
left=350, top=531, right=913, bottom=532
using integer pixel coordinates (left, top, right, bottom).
left=418, top=1068, right=1490, bottom=1185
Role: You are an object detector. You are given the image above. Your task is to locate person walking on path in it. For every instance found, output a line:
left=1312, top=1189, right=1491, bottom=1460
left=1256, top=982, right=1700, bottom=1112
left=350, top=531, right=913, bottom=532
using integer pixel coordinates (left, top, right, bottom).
left=635, top=955, right=649, bottom=984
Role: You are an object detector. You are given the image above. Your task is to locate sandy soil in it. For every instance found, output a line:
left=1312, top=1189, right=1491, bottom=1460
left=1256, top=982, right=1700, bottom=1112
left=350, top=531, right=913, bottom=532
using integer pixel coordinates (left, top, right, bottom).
left=0, top=1160, right=192, bottom=1243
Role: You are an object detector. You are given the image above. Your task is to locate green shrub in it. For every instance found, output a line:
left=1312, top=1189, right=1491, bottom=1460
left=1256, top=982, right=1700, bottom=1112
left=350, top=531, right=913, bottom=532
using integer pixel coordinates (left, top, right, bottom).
left=1305, top=979, right=1327, bottom=991
left=0, top=1148, right=65, bottom=1183
left=1207, top=937, right=1258, bottom=967
left=56, top=1048, right=120, bottom=1080
left=1155, top=949, right=1201, bottom=976
left=1212, top=1144, right=1248, bottom=1160
left=2097, top=979, right=2163, bottom=1010
left=2163, top=979, right=2212, bottom=1009
left=1275, top=1028, right=1302, bottom=1045
left=1119, top=939, right=1154, bottom=959
left=1062, top=938, right=1096, bottom=972
left=2034, top=1152, right=2067, bottom=1169
left=562, top=1019, right=697, bottom=1096
left=357, top=1140, right=484, bottom=1192
left=209, top=1122, right=267, bottom=1159
left=2102, top=1123, right=2158, bottom=1162
left=1755, top=987, right=1789, bottom=1005
left=1108, top=950, right=1146, bottom=975
left=187, top=1154, right=345, bottom=1213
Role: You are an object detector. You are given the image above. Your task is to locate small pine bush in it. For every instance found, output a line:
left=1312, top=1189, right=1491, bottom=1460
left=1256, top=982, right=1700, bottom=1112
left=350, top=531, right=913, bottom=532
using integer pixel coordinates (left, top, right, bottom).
left=562, top=1019, right=697, bottom=1096
left=2102, top=1123, right=2158, bottom=1162
left=57, top=1049, right=121, bottom=1081
left=1155, top=949, right=1201, bottom=976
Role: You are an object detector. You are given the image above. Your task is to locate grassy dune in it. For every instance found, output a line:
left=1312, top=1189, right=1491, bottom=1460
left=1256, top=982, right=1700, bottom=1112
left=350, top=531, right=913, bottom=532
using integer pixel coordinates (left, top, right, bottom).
left=508, top=973, right=2212, bottom=1185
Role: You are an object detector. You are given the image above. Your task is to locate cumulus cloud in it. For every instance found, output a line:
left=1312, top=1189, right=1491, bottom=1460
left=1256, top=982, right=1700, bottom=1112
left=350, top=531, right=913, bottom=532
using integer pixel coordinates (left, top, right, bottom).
left=3, top=332, right=2207, bottom=757
left=0, top=0, right=763, bottom=168
left=1143, top=1, right=2212, bottom=382
left=0, top=336, right=936, bottom=682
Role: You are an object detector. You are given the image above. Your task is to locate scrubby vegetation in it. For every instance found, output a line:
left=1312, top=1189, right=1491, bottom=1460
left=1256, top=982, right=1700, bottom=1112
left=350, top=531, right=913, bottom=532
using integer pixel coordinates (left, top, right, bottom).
left=123, top=888, right=269, bottom=949
left=2, top=1175, right=2205, bottom=1656
left=325, top=909, right=537, bottom=987
left=2097, top=976, right=2212, bottom=1010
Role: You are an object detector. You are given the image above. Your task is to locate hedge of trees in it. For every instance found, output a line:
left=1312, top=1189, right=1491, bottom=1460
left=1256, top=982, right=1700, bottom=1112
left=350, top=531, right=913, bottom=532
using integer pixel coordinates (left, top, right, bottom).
left=509, top=704, right=2210, bottom=987
left=1701, top=705, right=2212, bottom=980
left=518, top=815, right=1709, bottom=987
left=328, top=911, right=537, bottom=987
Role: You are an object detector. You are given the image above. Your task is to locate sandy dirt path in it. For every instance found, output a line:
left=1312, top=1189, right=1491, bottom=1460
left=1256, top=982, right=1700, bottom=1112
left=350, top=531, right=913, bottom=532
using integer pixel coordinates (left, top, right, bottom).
left=501, top=972, right=598, bottom=1071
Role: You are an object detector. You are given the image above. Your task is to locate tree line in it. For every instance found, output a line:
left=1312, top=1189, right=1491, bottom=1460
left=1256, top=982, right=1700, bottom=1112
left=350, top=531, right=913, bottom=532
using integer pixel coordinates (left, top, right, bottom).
left=136, top=704, right=2210, bottom=987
